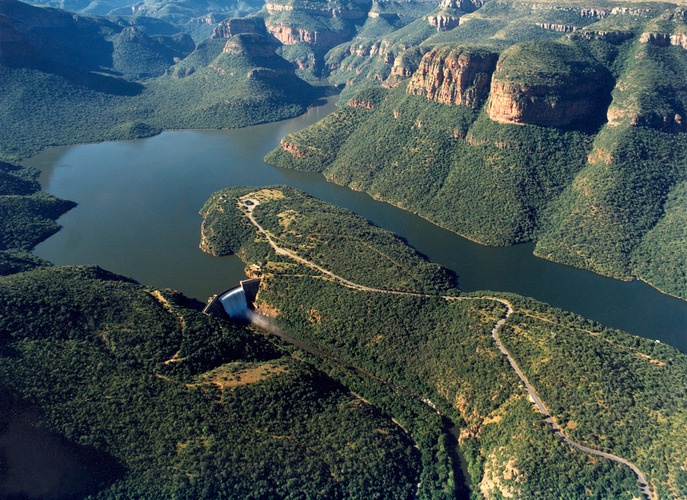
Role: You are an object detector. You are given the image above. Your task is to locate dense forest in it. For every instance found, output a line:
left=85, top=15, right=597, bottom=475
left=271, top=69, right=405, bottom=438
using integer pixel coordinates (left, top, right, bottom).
left=0, top=160, right=74, bottom=275
left=0, top=265, right=424, bottom=497
left=200, top=185, right=456, bottom=294
left=3, top=0, right=687, bottom=496
left=200, top=185, right=687, bottom=498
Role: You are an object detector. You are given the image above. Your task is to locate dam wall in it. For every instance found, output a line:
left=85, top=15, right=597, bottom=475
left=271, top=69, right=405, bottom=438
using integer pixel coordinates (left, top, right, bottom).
left=203, top=278, right=261, bottom=320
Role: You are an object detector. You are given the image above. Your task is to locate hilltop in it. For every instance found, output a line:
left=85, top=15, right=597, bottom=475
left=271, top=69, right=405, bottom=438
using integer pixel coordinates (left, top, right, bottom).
left=0, top=265, right=423, bottom=497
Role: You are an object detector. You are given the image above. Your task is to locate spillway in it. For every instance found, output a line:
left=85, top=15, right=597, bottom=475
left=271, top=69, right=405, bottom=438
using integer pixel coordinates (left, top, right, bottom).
left=219, top=287, right=249, bottom=319
left=203, top=278, right=261, bottom=320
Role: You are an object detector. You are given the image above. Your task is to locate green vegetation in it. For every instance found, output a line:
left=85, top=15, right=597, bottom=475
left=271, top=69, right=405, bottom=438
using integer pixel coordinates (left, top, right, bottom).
left=200, top=185, right=455, bottom=293
left=0, top=2, right=322, bottom=161
left=535, top=124, right=687, bottom=284
left=325, top=16, right=438, bottom=100
left=632, top=180, right=687, bottom=296
left=198, top=185, right=687, bottom=497
left=0, top=265, right=422, bottom=497
left=499, top=293, right=687, bottom=497
left=0, top=161, right=73, bottom=275
left=267, top=20, right=687, bottom=297
left=266, top=84, right=593, bottom=245
left=27, top=0, right=266, bottom=31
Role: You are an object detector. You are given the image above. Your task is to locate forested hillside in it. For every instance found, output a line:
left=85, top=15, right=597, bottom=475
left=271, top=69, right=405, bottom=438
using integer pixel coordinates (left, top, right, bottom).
left=266, top=8, right=687, bottom=298
left=0, top=161, right=74, bottom=274
left=0, top=0, right=321, bottom=160
left=0, top=265, right=423, bottom=497
left=200, top=185, right=687, bottom=498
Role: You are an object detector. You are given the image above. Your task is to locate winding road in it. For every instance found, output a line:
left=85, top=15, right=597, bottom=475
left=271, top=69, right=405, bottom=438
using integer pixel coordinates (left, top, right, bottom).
left=239, top=197, right=654, bottom=500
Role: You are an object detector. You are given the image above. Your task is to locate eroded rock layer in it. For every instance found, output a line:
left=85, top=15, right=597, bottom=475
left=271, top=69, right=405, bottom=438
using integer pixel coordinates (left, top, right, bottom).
left=406, top=46, right=498, bottom=108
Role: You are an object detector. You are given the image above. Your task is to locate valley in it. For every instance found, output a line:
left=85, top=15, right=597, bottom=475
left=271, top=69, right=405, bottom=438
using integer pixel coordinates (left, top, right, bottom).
left=2, top=0, right=687, bottom=496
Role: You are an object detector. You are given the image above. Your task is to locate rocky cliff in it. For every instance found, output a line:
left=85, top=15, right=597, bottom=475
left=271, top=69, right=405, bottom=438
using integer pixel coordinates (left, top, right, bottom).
left=486, top=40, right=612, bottom=127
left=265, top=24, right=352, bottom=48
left=438, top=0, right=486, bottom=13
left=640, top=31, right=687, bottom=49
left=426, top=11, right=461, bottom=31
left=212, top=18, right=267, bottom=39
left=222, top=33, right=281, bottom=58
left=406, top=46, right=498, bottom=108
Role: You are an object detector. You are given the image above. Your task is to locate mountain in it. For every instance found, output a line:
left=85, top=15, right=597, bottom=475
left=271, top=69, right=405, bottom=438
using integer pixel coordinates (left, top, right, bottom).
left=25, top=0, right=266, bottom=38
left=0, top=0, right=195, bottom=78
left=0, top=0, right=322, bottom=160
left=266, top=1, right=687, bottom=300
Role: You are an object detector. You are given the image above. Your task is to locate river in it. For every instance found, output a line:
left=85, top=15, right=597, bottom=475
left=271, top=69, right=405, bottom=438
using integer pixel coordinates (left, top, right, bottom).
left=28, top=97, right=687, bottom=352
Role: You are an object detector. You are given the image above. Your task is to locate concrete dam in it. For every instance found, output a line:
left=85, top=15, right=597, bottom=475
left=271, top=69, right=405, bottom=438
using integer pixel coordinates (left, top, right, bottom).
left=203, top=278, right=261, bottom=320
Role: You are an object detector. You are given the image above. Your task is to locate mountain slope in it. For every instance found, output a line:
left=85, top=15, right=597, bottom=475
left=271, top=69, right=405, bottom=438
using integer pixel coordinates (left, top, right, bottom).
left=0, top=265, right=422, bottom=497
left=199, top=185, right=687, bottom=498
left=267, top=6, right=687, bottom=298
left=0, top=0, right=321, bottom=160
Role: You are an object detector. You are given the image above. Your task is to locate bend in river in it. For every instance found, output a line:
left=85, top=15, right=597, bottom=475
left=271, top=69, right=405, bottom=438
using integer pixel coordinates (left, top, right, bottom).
left=27, top=98, right=687, bottom=353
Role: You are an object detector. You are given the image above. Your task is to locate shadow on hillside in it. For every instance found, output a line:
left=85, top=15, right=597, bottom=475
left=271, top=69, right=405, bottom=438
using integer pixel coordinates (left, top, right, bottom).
left=0, top=389, right=127, bottom=498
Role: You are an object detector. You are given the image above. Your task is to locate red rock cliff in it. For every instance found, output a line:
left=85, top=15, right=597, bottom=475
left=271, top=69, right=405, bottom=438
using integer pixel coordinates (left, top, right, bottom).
left=486, top=41, right=611, bottom=127
left=406, top=46, right=498, bottom=108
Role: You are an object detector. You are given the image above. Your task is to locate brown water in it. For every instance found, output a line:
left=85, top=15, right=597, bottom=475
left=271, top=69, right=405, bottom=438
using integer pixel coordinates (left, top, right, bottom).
left=28, top=98, right=687, bottom=352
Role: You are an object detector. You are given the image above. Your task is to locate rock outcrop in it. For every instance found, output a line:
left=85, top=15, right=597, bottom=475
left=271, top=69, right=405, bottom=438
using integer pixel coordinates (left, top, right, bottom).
left=640, top=31, right=687, bottom=49
left=212, top=18, right=267, bottom=39
left=486, top=41, right=611, bottom=127
left=265, top=24, right=352, bottom=48
left=222, top=33, right=280, bottom=58
left=438, top=0, right=486, bottom=13
left=427, top=12, right=461, bottom=31
left=406, top=46, right=498, bottom=108
left=265, top=0, right=368, bottom=19
left=572, top=30, right=634, bottom=44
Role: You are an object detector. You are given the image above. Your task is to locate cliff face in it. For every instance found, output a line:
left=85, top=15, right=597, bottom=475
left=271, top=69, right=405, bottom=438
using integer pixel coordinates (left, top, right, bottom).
left=486, top=41, right=611, bottom=127
left=406, top=46, right=498, bottom=108
left=426, top=12, right=461, bottom=31
left=262, top=0, right=368, bottom=51
left=265, top=24, right=352, bottom=48
left=640, top=31, right=687, bottom=50
left=265, top=1, right=368, bottom=19
left=438, top=0, right=487, bottom=13
left=222, top=33, right=280, bottom=58
left=212, top=18, right=267, bottom=39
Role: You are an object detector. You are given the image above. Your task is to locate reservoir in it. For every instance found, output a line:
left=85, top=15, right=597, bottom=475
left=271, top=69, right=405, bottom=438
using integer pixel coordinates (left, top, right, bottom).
left=29, top=98, right=687, bottom=352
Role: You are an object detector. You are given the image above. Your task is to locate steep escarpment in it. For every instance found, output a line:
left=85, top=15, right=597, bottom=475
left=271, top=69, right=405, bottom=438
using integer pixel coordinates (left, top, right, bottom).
left=486, top=40, right=612, bottom=127
left=268, top=24, right=687, bottom=297
left=406, top=45, right=498, bottom=107
left=323, top=2, right=440, bottom=96
left=267, top=83, right=593, bottom=246
left=607, top=9, right=687, bottom=132
left=259, top=0, right=373, bottom=76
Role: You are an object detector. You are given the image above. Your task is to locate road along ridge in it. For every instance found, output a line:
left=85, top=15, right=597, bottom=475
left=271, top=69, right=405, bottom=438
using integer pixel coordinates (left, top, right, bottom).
left=239, top=198, right=654, bottom=500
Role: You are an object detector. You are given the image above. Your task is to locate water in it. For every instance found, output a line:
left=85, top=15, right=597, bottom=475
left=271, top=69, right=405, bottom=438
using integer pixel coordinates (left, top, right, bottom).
left=219, top=287, right=249, bottom=319
left=28, top=98, right=687, bottom=352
